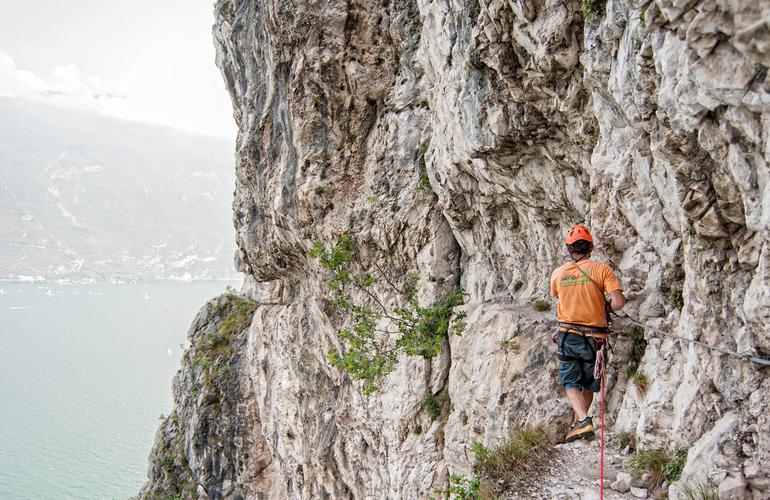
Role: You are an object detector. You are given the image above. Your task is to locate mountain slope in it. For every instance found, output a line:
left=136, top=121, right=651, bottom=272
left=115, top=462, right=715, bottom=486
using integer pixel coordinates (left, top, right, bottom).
left=0, top=97, right=239, bottom=282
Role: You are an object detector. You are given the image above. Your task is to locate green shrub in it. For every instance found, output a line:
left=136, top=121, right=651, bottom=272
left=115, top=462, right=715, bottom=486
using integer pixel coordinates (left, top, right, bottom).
left=434, top=474, right=480, bottom=499
left=659, top=283, right=684, bottom=309
left=628, top=327, right=648, bottom=367
left=413, top=424, right=423, bottom=435
left=423, top=391, right=450, bottom=421
left=533, top=299, right=551, bottom=312
left=581, top=0, right=606, bottom=19
left=192, top=354, right=213, bottom=372
left=468, top=0, right=480, bottom=19
left=418, top=174, right=432, bottom=192
left=312, top=235, right=466, bottom=394
left=512, top=280, right=523, bottom=292
left=670, top=287, right=684, bottom=310
left=159, top=453, right=176, bottom=473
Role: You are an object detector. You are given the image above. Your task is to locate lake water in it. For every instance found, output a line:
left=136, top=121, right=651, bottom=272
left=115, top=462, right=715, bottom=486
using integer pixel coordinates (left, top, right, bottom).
left=0, top=282, right=239, bottom=500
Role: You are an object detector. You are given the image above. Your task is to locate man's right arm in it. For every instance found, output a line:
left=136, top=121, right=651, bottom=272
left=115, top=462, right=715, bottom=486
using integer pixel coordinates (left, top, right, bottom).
left=550, top=268, right=559, bottom=297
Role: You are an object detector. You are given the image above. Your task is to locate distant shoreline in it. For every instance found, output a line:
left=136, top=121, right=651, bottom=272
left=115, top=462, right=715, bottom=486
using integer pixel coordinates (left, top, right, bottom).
left=0, top=277, right=243, bottom=285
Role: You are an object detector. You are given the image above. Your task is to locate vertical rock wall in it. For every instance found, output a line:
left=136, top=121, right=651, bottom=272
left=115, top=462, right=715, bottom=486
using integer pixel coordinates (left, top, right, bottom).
left=142, top=0, right=770, bottom=498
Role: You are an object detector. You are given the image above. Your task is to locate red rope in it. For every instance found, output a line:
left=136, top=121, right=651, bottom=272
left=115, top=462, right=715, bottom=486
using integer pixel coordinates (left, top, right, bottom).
left=599, top=369, right=606, bottom=500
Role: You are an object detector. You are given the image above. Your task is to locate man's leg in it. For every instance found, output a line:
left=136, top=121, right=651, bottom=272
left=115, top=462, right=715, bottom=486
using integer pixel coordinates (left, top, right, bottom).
left=559, top=335, right=596, bottom=441
left=566, top=387, right=591, bottom=421
left=568, top=388, right=595, bottom=424
left=581, top=388, right=594, bottom=414
left=565, top=386, right=596, bottom=442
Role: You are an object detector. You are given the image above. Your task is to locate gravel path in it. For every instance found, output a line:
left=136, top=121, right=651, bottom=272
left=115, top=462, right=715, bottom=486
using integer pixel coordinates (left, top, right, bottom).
left=502, top=432, right=655, bottom=500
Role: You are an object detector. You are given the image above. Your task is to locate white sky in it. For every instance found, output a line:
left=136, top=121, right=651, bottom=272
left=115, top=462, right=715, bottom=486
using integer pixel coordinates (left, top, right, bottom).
left=0, top=0, right=236, bottom=137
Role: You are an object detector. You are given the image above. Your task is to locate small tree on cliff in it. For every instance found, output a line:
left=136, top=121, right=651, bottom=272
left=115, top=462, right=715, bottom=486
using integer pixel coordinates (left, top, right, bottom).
left=310, top=234, right=465, bottom=394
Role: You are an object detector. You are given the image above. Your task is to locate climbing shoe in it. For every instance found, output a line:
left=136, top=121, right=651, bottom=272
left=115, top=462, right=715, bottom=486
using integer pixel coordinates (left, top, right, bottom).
left=565, top=416, right=594, bottom=442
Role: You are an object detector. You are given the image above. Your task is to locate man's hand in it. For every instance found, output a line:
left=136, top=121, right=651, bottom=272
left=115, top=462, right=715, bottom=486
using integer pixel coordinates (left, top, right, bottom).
left=607, top=290, right=626, bottom=311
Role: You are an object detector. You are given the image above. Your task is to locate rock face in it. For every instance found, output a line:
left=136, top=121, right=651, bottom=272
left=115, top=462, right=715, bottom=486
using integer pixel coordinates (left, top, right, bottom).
left=141, top=0, right=770, bottom=498
left=140, top=294, right=284, bottom=499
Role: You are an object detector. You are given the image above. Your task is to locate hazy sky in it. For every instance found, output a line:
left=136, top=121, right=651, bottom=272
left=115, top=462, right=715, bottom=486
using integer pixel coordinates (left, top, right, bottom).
left=0, top=0, right=236, bottom=137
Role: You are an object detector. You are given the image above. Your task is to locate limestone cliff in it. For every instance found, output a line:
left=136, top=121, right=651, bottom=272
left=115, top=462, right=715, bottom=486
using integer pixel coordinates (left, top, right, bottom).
left=141, top=0, right=770, bottom=498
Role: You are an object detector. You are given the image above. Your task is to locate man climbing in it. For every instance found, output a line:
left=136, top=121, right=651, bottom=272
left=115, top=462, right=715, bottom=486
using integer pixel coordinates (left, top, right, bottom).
left=550, top=224, right=626, bottom=442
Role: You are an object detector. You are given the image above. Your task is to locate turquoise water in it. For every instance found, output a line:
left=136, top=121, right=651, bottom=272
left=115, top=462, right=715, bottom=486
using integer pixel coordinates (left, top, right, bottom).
left=0, top=282, right=239, bottom=500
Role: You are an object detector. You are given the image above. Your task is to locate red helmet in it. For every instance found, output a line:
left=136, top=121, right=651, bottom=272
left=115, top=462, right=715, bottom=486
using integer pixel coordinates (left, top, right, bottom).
left=565, top=224, right=593, bottom=244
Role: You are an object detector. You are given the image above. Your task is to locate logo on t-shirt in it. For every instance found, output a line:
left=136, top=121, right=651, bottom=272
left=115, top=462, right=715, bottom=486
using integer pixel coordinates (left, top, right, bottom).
left=560, top=274, right=592, bottom=287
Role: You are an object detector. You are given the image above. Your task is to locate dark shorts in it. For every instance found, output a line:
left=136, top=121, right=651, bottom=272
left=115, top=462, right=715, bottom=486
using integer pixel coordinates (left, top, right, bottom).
left=557, top=332, right=600, bottom=393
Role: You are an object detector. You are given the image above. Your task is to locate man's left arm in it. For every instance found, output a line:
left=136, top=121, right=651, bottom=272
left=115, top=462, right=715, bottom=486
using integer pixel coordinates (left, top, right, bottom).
left=603, top=266, right=626, bottom=311
left=607, top=289, right=625, bottom=310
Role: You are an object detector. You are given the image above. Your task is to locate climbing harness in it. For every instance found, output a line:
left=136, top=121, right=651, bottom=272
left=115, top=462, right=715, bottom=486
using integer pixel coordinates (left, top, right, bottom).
left=555, top=322, right=609, bottom=362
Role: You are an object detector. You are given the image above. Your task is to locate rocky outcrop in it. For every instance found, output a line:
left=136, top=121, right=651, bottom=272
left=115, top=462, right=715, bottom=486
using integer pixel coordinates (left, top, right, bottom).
left=142, top=0, right=770, bottom=498
left=140, top=294, right=283, bottom=499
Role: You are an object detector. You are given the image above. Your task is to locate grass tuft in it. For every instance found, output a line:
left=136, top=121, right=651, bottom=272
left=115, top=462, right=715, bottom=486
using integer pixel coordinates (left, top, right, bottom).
left=680, top=479, right=718, bottom=500
left=500, top=339, right=520, bottom=353
left=423, top=391, right=451, bottom=421
left=631, top=447, right=669, bottom=486
left=660, top=283, right=684, bottom=309
left=533, top=299, right=551, bottom=311
left=617, top=431, right=637, bottom=451
left=629, top=370, right=649, bottom=394
left=666, top=448, right=688, bottom=482
left=473, top=427, right=552, bottom=490
left=631, top=446, right=688, bottom=487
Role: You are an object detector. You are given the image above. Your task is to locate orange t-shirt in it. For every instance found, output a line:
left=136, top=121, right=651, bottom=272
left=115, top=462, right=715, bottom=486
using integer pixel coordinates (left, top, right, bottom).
left=550, top=259, right=622, bottom=328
